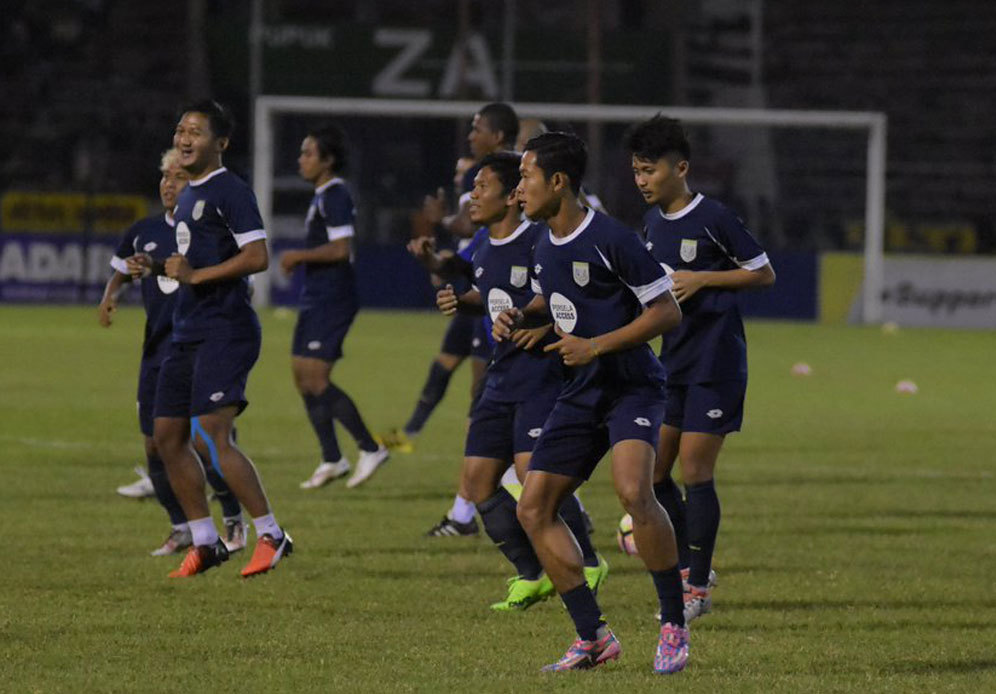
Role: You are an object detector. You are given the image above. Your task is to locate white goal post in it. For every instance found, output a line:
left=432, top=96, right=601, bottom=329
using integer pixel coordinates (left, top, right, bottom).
left=252, top=96, right=887, bottom=322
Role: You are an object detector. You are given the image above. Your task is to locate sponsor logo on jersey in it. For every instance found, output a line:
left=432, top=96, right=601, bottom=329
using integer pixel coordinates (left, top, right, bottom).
left=209, top=391, right=225, bottom=402
left=527, top=428, right=542, bottom=438
left=175, top=221, right=191, bottom=255
left=680, top=238, right=697, bottom=262
left=487, top=287, right=514, bottom=323
left=706, top=409, right=723, bottom=419
left=193, top=199, right=205, bottom=221
left=143, top=241, right=158, bottom=252
left=156, top=276, right=179, bottom=294
left=509, top=265, right=528, bottom=288
left=307, top=340, right=322, bottom=350
left=634, top=417, right=651, bottom=427
left=549, top=292, right=578, bottom=333
left=572, top=261, right=590, bottom=287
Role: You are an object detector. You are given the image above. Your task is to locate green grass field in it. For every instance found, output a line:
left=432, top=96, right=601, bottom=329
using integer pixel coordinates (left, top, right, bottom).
left=1, top=305, right=994, bottom=693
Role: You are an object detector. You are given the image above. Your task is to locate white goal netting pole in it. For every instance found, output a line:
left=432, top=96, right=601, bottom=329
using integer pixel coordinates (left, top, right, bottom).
left=253, top=97, right=887, bottom=323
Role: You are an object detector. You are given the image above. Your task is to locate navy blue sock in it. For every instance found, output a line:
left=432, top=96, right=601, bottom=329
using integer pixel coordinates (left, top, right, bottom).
left=303, top=392, right=342, bottom=462
left=205, top=466, right=241, bottom=519
left=324, top=383, right=378, bottom=453
left=559, top=494, right=599, bottom=568
left=147, top=454, right=186, bottom=526
left=404, top=361, right=453, bottom=435
left=686, top=479, right=721, bottom=587
left=654, top=477, right=689, bottom=569
left=478, top=487, right=543, bottom=580
left=560, top=583, right=606, bottom=642
left=650, top=566, right=686, bottom=627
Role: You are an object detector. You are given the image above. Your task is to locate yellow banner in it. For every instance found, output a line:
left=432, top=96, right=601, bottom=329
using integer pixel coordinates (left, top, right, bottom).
left=1, top=192, right=149, bottom=235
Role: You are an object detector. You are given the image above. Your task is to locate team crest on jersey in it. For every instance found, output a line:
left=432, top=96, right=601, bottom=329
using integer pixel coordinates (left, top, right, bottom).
left=175, top=221, right=191, bottom=255
left=509, top=265, right=527, bottom=288
left=572, top=261, right=590, bottom=287
left=193, top=199, right=205, bottom=221
left=143, top=241, right=157, bottom=252
left=680, top=238, right=697, bottom=262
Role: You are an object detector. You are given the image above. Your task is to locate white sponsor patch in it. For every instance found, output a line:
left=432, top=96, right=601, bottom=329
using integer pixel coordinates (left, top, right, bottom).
left=308, top=340, right=322, bottom=350
left=706, top=409, right=723, bottom=419
left=572, top=261, right=590, bottom=287
left=487, top=288, right=514, bottom=323
left=549, top=292, right=578, bottom=333
left=193, top=199, right=205, bottom=221
left=634, top=417, right=651, bottom=427
left=680, top=238, right=697, bottom=262
left=175, top=221, right=191, bottom=255
left=527, top=428, right=542, bottom=438
left=475, top=266, right=484, bottom=278
left=156, top=276, right=179, bottom=294
left=143, top=241, right=158, bottom=252
left=509, top=265, right=527, bottom=288
left=209, top=391, right=225, bottom=402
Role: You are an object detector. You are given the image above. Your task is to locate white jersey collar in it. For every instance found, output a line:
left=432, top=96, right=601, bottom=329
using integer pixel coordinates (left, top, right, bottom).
left=549, top=207, right=594, bottom=246
left=315, top=176, right=345, bottom=194
left=490, top=219, right=532, bottom=246
left=189, top=166, right=228, bottom=187
left=660, top=193, right=704, bottom=220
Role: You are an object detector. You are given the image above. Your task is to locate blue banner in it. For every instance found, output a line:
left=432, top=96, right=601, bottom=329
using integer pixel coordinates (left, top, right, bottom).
left=0, top=233, right=119, bottom=303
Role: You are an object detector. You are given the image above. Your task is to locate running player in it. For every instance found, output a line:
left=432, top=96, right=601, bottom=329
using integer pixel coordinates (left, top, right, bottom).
left=493, top=132, right=688, bottom=673
left=282, top=123, right=389, bottom=491
left=98, top=148, right=246, bottom=556
left=434, top=151, right=608, bottom=609
left=150, top=100, right=290, bottom=578
left=626, top=115, right=775, bottom=621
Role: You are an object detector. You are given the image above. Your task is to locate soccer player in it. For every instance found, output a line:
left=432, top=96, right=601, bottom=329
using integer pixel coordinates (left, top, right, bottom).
left=282, top=123, right=389, bottom=491
left=149, top=100, right=290, bottom=578
left=626, top=115, right=775, bottom=621
left=433, top=151, right=608, bottom=610
left=493, top=132, right=688, bottom=673
left=98, top=148, right=246, bottom=556
left=380, top=104, right=520, bottom=483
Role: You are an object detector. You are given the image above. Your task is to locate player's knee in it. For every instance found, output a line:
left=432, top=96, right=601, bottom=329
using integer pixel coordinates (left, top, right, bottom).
left=436, top=353, right=461, bottom=371
left=615, top=481, right=654, bottom=519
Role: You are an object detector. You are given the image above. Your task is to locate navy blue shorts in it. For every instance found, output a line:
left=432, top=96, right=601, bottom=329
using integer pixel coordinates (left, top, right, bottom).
left=471, top=319, right=492, bottom=360
left=464, top=388, right=559, bottom=461
left=292, top=304, right=357, bottom=362
left=663, top=380, right=746, bottom=435
left=440, top=313, right=475, bottom=357
left=154, top=334, right=261, bottom=419
left=137, top=356, right=162, bottom=437
left=529, top=385, right=666, bottom=481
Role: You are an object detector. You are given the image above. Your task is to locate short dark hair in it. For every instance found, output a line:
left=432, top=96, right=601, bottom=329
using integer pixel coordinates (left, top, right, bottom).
left=180, top=99, right=235, bottom=140
left=624, top=115, right=691, bottom=162
left=308, top=122, right=348, bottom=173
left=478, top=102, right=519, bottom=148
left=523, top=131, right=587, bottom=196
left=478, top=151, right=522, bottom=196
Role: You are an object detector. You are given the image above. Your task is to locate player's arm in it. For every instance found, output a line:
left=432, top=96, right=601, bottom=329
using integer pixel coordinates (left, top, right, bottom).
left=97, top=271, right=131, bottom=327
left=279, top=239, right=350, bottom=275
left=166, top=239, right=268, bottom=285
left=671, top=263, right=775, bottom=303
left=408, top=236, right=473, bottom=280
left=492, top=293, right=549, bottom=341
left=436, top=286, right=484, bottom=316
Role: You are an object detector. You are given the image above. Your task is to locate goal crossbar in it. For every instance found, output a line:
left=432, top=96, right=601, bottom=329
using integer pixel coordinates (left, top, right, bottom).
left=253, top=97, right=887, bottom=322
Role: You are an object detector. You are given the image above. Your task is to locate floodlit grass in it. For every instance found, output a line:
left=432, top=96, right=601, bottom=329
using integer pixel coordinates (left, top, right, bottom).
left=1, top=305, right=993, bottom=693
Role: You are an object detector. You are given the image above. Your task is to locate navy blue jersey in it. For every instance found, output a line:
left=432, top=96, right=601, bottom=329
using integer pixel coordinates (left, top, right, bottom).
left=643, top=193, right=769, bottom=384
left=111, top=213, right=180, bottom=361
left=300, top=177, right=358, bottom=310
left=531, top=208, right=673, bottom=403
left=470, top=221, right=560, bottom=402
left=171, top=168, right=265, bottom=342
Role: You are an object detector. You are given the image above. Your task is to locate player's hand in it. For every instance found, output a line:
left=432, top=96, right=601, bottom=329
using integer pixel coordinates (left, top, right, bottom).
left=406, top=235, right=436, bottom=262
left=165, top=253, right=195, bottom=284
left=126, top=253, right=153, bottom=280
left=510, top=324, right=551, bottom=350
left=670, top=270, right=706, bottom=303
left=436, top=285, right=458, bottom=315
left=279, top=250, right=300, bottom=276
left=97, top=298, right=116, bottom=327
left=543, top=325, right=599, bottom=367
left=492, top=307, right=523, bottom=342
left=422, top=187, right=446, bottom=225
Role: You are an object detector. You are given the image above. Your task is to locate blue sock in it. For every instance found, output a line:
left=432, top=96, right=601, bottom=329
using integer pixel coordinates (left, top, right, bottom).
left=654, top=477, right=689, bottom=569
left=324, top=383, right=378, bottom=453
left=650, top=566, right=686, bottom=627
left=147, top=454, right=186, bottom=526
left=478, top=487, right=543, bottom=580
left=560, top=583, right=605, bottom=641
left=686, top=479, right=721, bottom=587
left=559, top=494, right=599, bottom=568
left=404, top=361, right=452, bottom=435
left=303, top=392, right=342, bottom=462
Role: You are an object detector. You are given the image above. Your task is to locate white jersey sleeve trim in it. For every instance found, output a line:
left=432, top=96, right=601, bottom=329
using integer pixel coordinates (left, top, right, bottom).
left=531, top=278, right=543, bottom=295
left=738, top=252, right=770, bottom=271
left=233, top=229, right=267, bottom=248
left=110, top=256, right=129, bottom=274
left=326, top=224, right=355, bottom=242
left=628, top=275, right=674, bottom=306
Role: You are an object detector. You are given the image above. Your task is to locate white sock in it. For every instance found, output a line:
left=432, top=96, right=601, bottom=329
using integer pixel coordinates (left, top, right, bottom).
left=448, top=495, right=476, bottom=524
left=188, top=517, right=219, bottom=546
left=500, top=467, right=521, bottom=487
left=172, top=522, right=190, bottom=532
left=223, top=513, right=243, bottom=525
left=252, top=513, right=283, bottom=540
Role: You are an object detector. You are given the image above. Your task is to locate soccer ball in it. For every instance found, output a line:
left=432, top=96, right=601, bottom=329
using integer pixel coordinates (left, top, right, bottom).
left=616, top=514, right=639, bottom=556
